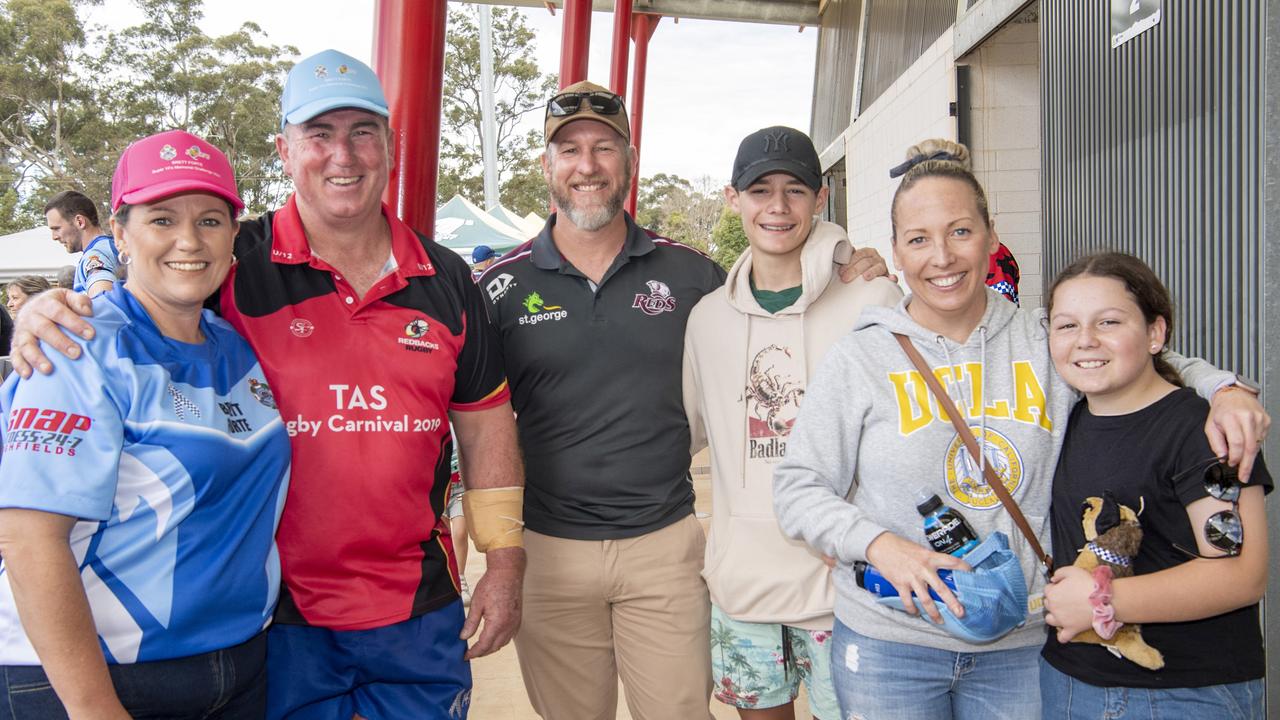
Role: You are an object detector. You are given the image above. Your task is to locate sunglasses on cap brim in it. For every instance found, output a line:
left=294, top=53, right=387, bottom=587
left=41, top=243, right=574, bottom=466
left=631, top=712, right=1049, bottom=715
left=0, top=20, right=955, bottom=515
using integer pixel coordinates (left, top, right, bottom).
left=1173, top=457, right=1245, bottom=560
left=546, top=91, right=625, bottom=119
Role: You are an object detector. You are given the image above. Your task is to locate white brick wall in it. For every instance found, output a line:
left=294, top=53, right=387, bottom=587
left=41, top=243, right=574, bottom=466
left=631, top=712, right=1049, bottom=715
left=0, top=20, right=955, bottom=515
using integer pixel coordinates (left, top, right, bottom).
left=963, top=18, right=1043, bottom=308
left=844, top=31, right=958, bottom=283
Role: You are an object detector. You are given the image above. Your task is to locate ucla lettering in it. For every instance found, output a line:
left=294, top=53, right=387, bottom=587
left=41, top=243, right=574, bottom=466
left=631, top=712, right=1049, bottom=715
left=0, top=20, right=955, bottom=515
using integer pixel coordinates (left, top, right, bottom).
left=887, top=361, right=1053, bottom=437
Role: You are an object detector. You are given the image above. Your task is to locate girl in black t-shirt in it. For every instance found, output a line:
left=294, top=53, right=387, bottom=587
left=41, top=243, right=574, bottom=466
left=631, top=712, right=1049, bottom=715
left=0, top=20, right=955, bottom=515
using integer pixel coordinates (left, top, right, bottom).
left=1040, top=252, right=1269, bottom=719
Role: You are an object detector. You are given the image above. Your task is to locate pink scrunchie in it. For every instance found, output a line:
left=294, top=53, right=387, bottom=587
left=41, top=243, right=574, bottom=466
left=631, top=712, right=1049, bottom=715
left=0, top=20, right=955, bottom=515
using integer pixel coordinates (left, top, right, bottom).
left=1089, top=566, right=1122, bottom=640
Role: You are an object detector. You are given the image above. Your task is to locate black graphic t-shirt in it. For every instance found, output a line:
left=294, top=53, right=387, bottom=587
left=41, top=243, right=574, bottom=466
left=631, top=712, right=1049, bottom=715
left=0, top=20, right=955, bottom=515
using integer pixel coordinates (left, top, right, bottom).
left=1042, top=388, right=1271, bottom=688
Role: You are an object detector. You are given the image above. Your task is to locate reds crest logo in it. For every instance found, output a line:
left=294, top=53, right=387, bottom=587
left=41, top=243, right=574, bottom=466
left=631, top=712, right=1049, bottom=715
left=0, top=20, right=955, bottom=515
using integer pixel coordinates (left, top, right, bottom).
left=632, top=279, right=677, bottom=316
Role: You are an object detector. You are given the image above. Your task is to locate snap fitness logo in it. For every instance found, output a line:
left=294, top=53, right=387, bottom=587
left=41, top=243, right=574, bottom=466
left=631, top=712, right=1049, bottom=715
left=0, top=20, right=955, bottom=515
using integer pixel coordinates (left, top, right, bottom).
left=398, top=317, right=440, bottom=353
left=519, top=292, right=567, bottom=325
left=632, top=279, right=676, bottom=316
left=943, top=426, right=1024, bottom=510
left=4, top=407, right=93, bottom=457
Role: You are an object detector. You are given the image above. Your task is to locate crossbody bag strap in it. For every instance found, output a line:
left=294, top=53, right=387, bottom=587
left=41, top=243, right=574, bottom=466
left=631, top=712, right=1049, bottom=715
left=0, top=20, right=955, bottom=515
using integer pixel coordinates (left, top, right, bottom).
left=893, top=333, right=1053, bottom=574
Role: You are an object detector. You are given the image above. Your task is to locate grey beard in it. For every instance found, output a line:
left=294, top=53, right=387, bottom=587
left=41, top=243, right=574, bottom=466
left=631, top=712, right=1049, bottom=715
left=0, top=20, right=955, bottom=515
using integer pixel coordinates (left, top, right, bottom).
left=550, top=184, right=626, bottom=232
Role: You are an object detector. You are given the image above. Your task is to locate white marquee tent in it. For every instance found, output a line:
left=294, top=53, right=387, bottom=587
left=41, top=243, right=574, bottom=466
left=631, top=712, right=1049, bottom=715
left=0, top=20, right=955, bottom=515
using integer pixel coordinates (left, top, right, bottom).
left=0, top=227, right=78, bottom=285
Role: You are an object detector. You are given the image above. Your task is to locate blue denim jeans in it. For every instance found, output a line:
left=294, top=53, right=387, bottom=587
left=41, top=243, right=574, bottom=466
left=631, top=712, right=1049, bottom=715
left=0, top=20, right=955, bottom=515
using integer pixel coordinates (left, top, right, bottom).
left=831, top=620, right=1040, bottom=720
left=1039, top=659, right=1263, bottom=719
left=0, top=631, right=266, bottom=719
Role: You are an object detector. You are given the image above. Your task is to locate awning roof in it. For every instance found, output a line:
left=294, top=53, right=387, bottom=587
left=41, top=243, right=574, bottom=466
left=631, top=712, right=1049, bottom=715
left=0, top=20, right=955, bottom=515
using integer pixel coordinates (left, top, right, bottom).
left=468, top=0, right=822, bottom=27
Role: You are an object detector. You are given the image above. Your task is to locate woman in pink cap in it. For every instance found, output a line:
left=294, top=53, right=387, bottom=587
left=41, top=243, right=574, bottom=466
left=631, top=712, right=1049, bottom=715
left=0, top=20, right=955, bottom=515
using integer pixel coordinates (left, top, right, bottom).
left=0, top=130, right=291, bottom=718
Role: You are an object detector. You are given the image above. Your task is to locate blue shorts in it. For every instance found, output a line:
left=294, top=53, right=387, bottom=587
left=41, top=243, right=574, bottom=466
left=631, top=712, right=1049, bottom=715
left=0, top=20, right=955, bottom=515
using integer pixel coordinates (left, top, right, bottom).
left=266, top=600, right=471, bottom=720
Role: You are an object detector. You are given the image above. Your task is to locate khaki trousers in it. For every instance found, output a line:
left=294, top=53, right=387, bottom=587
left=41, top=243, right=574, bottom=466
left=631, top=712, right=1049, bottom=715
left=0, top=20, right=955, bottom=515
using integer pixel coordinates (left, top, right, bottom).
left=515, top=514, right=713, bottom=720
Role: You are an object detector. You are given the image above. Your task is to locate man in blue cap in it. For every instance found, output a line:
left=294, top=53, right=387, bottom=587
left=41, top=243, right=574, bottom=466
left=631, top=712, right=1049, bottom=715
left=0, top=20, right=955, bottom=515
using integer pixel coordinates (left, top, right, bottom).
left=10, top=49, right=524, bottom=720
left=471, top=244, right=499, bottom=282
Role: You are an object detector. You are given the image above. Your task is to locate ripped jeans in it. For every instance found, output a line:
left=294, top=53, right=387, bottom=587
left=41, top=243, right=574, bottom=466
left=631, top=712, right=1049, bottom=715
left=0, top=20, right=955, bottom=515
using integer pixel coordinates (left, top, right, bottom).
left=830, top=620, right=1040, bottom=720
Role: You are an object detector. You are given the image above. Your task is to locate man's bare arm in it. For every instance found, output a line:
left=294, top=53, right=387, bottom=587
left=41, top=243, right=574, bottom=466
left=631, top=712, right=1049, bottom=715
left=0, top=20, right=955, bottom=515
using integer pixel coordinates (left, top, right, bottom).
left=10, top=289, right=96, bottom=377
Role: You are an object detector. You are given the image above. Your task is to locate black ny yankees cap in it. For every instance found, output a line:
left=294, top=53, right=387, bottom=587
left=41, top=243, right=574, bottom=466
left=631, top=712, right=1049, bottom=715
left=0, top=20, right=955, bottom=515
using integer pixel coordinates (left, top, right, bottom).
left=730, top=125, right=822, bottom=191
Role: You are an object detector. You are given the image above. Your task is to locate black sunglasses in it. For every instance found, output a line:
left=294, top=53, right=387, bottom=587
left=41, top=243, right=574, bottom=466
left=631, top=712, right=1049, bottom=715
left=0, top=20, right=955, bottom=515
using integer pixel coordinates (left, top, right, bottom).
left=1173, top=458, right=1244, bottom=560
left=546, top=91, right=625, bottom=119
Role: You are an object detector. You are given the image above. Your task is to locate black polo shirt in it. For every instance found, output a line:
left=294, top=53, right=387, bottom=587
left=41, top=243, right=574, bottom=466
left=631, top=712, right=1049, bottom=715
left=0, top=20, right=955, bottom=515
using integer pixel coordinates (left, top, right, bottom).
left=480, top=213, right=726, bottom=540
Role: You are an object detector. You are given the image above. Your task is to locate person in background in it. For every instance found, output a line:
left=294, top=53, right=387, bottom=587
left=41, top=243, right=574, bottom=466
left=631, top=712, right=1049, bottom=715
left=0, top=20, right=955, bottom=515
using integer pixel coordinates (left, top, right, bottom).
left=0, top=129, right=291, bottom=718
left=1041, top=252, right=1270, bottom=718
left=987, top=242, right=1020, bottom=305
left=471, top=245, right=499, bottom=282
left=5, top=276, right=52, bottom=320
left=55, top=266, right=76, bottom=291
left=44, top=190, right=118, bottom=297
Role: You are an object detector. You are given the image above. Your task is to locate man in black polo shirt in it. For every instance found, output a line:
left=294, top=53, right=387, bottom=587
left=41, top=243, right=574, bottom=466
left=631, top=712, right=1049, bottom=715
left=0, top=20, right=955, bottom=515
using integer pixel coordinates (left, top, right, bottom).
left=480, top=82, right=888, bottom=720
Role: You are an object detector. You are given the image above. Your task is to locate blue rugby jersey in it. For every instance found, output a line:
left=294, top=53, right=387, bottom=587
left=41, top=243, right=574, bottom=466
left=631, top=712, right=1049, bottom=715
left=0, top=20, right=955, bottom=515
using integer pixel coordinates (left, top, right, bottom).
left=0, top=286, right=291, bottom=664
left=74, top=234, right=119, bottom=293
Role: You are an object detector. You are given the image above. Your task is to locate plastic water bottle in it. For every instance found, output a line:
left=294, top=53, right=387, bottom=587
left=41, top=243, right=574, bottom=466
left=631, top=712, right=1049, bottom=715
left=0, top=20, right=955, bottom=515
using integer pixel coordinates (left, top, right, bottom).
left=854, top=561, right=956, bottom=602
left=917, top=490, right=980, bottom=557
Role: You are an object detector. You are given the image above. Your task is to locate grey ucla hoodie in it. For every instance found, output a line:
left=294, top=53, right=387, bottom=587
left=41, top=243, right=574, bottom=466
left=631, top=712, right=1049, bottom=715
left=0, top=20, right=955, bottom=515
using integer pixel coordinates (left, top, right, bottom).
left=773, top=288, right=1234, bottom=652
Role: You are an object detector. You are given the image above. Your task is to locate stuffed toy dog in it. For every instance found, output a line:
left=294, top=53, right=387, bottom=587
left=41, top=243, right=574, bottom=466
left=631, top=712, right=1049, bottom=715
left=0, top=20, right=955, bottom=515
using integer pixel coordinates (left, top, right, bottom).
left=1070, top=493, right=1164, bottom=670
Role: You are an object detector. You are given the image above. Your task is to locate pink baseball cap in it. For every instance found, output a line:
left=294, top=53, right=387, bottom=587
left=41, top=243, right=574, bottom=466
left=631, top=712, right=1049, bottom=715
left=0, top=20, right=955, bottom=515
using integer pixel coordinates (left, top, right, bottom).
left=111, top=130, right=244, bottom=213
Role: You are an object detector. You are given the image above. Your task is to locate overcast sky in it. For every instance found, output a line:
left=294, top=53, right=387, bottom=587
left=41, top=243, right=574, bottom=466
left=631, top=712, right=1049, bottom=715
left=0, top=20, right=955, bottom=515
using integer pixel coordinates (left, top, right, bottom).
left=86, top=1, right=817, bottom=187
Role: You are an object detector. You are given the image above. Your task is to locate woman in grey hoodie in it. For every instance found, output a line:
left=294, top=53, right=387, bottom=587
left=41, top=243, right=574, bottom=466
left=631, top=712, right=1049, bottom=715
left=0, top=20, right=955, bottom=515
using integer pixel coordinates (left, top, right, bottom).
left=772, top=139, right=1267, bottom=720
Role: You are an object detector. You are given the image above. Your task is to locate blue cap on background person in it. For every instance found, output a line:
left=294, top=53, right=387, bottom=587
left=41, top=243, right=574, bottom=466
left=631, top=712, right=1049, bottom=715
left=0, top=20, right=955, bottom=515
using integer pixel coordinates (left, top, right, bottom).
left=472, top=245, right=497, bottom=264
left=280, top=49, right=390, bottom=130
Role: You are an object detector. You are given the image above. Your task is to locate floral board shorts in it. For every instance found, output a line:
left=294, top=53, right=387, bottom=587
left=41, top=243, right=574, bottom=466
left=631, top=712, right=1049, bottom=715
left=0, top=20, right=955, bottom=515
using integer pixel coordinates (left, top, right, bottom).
left=710, top=604, right=839, bottom=719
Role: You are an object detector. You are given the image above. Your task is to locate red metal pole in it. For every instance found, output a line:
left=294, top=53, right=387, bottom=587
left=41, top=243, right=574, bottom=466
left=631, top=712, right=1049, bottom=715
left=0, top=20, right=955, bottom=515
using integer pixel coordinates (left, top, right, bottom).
left=559, top=0, right=592, bottom=88
left=626, top=14, right=659, bottom=216
left=609, top=0, right=633, bottom=95
left=373, top=0, right=447, bottom=236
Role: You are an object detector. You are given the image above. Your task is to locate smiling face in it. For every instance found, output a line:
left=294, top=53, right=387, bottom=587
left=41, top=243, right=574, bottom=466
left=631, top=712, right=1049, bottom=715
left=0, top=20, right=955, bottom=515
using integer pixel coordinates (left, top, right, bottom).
left=276, top=107, right=392, bottom=227
left=5, top=285, right=30, bottom=316
left=726, top=172, right=828, bottom=266
left=112, top=192, right=237, bottom=335
left=1049, top=274, right=1167, bottom=410
left=542, top=119, right=633, bottom=232
left=891, top=176, right=999, bottom=338
left=46, top=208, right=88, bottom=253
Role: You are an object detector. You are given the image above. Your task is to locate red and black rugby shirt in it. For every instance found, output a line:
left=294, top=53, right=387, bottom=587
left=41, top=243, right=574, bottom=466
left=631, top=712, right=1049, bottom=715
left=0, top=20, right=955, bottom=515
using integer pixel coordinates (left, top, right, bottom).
left=222, top=196, right=509, bottom=630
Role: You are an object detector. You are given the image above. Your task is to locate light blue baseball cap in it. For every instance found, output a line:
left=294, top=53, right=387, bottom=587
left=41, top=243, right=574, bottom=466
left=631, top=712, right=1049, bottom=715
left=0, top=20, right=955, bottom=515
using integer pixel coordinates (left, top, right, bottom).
left=876, top=532, right=1029, bottom=644
left=281, top=50, right=390, bottom=130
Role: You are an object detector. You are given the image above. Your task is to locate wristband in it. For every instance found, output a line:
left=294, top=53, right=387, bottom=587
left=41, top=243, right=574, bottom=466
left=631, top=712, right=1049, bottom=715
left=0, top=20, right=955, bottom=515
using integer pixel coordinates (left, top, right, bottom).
left=1089, top=566, right=1122, bottom=640
left=462, top=486, right=525, bottom=552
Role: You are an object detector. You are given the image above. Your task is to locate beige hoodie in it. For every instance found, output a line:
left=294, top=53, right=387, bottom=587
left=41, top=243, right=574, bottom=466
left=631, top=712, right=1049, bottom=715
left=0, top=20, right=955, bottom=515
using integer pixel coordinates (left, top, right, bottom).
left=683, top=220, right=902, bottom=629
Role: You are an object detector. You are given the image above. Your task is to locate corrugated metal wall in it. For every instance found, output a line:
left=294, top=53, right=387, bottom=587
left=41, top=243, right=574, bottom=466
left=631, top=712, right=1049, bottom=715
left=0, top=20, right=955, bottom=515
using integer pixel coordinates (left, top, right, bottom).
left=1041, top=0, right=1264, bottom=379
left=811, top=0, right=863, bottom=153
left=858, top=0, right=957, bottom=111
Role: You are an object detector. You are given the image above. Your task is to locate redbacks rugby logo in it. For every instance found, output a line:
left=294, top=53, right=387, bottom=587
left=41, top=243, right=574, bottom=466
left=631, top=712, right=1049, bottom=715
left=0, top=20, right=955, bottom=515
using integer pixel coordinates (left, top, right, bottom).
left=289, top=319, right=315, bottom=338
left=398, top=316, right=440, bottom=353
left=4, top=407, right=92, bottom=457
left=632, top=280, right=677, bottom=316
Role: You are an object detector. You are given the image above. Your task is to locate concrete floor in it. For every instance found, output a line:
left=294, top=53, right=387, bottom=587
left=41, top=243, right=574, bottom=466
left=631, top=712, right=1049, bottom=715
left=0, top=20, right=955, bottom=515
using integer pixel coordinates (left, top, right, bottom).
left=465, top=449, right=814, bottom=720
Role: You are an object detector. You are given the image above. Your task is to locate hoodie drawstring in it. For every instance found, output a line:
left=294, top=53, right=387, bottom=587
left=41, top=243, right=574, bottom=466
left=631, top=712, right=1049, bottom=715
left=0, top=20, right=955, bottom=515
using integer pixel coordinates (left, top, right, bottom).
left=935, top=329, right=990, bottom=474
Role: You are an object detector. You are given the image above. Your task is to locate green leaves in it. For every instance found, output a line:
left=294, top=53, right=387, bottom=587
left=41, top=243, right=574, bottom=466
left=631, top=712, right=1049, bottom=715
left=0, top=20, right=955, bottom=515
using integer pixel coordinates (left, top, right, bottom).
left=439, top=4, right=556, bottom=216
left=0, top=0, right=295, bottom=232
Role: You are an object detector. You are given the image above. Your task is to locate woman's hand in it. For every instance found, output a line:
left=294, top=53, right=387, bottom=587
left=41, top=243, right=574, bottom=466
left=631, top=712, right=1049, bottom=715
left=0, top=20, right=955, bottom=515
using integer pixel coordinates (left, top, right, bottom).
left=864, top=532, right=970, bottom=623
left=1043, top=565, right=1095, bottom=642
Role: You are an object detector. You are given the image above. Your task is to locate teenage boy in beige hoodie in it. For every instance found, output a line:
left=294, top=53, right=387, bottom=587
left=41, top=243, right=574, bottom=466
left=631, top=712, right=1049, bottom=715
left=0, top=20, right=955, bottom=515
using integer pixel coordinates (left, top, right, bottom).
left=682, top=127, right=902, bottom=720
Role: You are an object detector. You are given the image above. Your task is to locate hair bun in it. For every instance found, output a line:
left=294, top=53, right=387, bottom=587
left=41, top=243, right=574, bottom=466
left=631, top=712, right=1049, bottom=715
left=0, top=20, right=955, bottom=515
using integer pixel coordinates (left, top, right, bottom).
left=905, top=139, right=971, bottom=169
